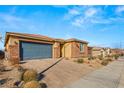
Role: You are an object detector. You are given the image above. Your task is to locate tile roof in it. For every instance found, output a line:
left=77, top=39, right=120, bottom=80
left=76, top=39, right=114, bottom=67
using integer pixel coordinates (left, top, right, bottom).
left=66, top=38, right=88, bottom=43
left=5, top=32, right=89, bottom=46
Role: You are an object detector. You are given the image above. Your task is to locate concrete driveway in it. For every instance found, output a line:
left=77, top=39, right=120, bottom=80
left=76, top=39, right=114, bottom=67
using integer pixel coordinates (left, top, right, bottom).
left=21, top=58, right=102, bottom=88
left=67, top=57, right=124, bottom=88
left=21, top=58, right=60, bottom=73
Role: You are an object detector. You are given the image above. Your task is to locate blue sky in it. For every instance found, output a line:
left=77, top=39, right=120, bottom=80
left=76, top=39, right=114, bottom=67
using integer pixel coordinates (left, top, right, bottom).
left=0, top=5, right=124, bottom=49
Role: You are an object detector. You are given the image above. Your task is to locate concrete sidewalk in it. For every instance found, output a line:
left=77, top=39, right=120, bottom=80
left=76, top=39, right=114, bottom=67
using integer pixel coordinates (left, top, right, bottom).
left=66, top=57, right=124, bottom=88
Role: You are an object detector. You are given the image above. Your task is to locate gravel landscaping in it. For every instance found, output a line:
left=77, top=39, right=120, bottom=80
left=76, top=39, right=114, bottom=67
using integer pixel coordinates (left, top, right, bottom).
left=0, top=58, right=103, bottom=88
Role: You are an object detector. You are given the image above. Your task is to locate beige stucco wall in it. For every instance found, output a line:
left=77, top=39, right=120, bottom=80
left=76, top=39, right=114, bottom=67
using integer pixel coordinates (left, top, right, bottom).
left=6, top=36, right=60, bottom=60
left=61, top=42, right=88, bottom=58
left=62, top=43, right=71, bottom=58
left=71, top=42, right=88, bottom=58
left=5, top=35, right=89, bottom=61
left=6, top=36, right=19, bottom=51
left=53, top=42, right=60, bottom=58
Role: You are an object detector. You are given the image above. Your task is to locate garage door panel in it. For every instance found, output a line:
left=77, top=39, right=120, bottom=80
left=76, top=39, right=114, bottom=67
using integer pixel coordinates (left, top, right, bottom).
left=20, top=41, right=52, bottom=60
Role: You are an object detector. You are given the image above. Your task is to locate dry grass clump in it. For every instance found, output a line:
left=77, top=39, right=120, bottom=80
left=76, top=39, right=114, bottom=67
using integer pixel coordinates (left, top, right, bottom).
left=98, top=55, right=103, bottom=60
left=121, top=53, right=124, bottom=56
left=76, top=58, right=84, bottom=63
left=105, top=58, right=113, bottom=62
left=101, top=60, right=109, bottom=66
left=114, top=55, right=119, bottom=60
left=65, top=57, right=69, bottom=60
left=88, top=56, right=94, bottom=60
left=23, top=80, right=41, bottom=88
left=22, top=69, right=38, bottom=82
left=40, top=82, right=47, bottom=88
left=17, top=69, right=47, bottom=88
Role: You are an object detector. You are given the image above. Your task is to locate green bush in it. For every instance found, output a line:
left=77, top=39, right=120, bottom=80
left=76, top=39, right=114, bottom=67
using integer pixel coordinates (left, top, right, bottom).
left=101, top=60, right=109, bottom=66
left=76, top=58, right=84, bottom=63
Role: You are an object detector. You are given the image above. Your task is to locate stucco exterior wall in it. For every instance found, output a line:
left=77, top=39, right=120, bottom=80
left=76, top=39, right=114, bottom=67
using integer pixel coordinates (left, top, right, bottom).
left=53, top=42, right=60, bottom=58
left=88, top=47, right=93, bottom=56
left=6, top=36, right=19, bottom=51
left=5, top=36, right=20, bottom=64
left=62, top=43, right=71, bottom=58
left=5, top=36, right=61, bottom=63
left=71, top=42, right=88, bottom=58
left=5, top=34, right=89, bottom=63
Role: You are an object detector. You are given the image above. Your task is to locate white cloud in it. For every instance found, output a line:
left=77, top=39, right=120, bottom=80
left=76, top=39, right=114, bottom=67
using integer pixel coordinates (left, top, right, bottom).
left=69, top=8, right=80, bottom=15
left=84, top=7, right=97, bottom=18
left=63, top=6, right=81, bottom=20
left=65, top=6, right=124, bottom=28
left=71, top=17, right=84, bottom=27
left=64, top=6, right=102, bottom=27
left=116, top=6, right=124, bottom=13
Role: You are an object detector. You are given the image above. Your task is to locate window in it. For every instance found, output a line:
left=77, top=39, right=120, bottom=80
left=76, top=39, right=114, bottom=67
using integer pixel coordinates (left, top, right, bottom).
left=80, top=43, right=84, bottom=52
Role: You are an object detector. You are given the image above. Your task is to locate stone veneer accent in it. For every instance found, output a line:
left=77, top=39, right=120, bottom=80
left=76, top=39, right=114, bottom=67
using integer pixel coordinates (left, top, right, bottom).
left=8, top=44, right=20, bottom=65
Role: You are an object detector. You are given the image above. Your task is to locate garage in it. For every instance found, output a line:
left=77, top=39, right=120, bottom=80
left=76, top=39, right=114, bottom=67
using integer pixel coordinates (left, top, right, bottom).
left=20, top=41, right=52, bottom=60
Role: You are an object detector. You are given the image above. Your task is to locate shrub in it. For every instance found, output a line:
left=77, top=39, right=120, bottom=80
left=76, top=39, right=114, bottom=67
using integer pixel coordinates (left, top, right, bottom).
left=106, top=55, right=111, bottom=57
left=105, top=58, right=112, bottom=62
left=88, top=56, right=94, bottom=60
left=23, top=80, right=41, bottom=88
left=65, top=57, right=69, bottom=60
left=76, top=58, right=84, bottom=63
left=0, top=64, right=5, bottom=72
left=0, top=50, right=4, bottom=59
left=22, top=69, right=38, bottom=82
left=121, top=53, right=124, bottom=56
left=114, top=55, right=119, bottom=60
left=101, top=60, right=109, bottom=66
left=40, top=82, right=47, bottom=88
left=98, top=55, right=103, bottom=60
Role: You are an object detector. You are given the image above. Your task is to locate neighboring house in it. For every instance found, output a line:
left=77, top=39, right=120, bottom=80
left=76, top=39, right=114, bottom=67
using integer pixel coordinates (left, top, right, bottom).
left=92, top=47, right=103, bottom=57
left=4, top=32, right=88, bottom=64
left=111, top=48, right=122, bottom=55
left=88, top=46, right=93, bottom=56
left=105, top=48, right=111, bottom=56
left=91, top=47, right=111, bottom=58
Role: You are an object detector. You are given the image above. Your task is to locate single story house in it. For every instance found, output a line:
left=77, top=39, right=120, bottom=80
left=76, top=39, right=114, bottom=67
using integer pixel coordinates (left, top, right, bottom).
left=4, top=32, right=88, bottom=64
left=91, top=47, right=111, bottom=58
left=91, top=47, right=103, bottom=57
left=111, top=48, right=122, bottom=55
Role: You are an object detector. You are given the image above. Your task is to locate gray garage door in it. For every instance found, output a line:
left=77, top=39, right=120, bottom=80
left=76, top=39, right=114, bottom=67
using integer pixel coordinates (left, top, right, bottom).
left=20, top=41, right=52, bottom=60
